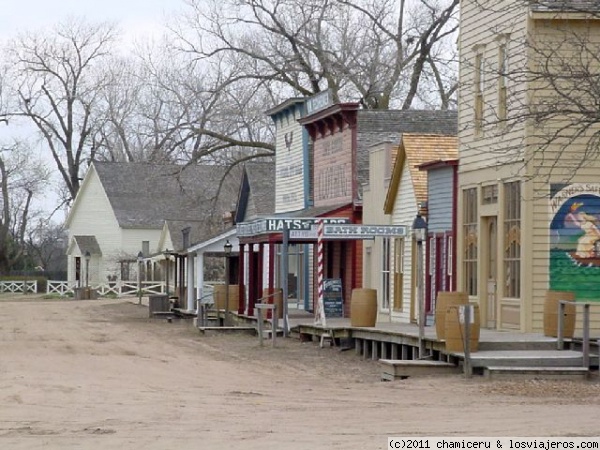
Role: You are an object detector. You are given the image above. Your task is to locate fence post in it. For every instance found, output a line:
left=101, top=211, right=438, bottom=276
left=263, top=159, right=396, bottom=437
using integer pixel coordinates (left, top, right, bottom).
left=583, top=303, right=590, bottom=369
left=463, top=304, right=472, bottom=378
left=557, top=300, right=565, bottom=350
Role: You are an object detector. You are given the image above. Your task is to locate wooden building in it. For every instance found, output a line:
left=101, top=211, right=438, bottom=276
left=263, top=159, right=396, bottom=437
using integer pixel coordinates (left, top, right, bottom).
left=382, top=133, right=457, bottom=324
left=418, top=157, right=459, bottom=321
left=458, top=0, right=600, bottom=331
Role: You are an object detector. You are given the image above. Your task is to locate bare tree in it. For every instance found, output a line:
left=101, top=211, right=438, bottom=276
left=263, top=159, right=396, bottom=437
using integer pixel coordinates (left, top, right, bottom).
left=25, top=221, right=68, bottom=276
left=173, top=0, right=459, bottom=110
left=1, top=19, right=119, bottom=201
left=0, top=141, right=50, bottom=272
left=101, top=44, right=278, bottom=165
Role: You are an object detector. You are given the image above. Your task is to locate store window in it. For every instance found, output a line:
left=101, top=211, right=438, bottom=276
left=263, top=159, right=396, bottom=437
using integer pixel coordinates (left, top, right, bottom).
left=463, top=188, right=478, bottom=296
left=504, top=181, right=521, bottom=298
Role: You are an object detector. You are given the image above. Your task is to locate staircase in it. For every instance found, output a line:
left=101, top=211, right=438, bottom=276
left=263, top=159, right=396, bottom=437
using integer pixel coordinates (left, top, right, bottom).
left=463, top=342, right=599, bottom=380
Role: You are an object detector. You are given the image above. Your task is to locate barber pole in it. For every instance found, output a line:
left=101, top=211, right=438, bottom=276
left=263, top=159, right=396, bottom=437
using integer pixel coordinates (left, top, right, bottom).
left=315, top=219, right=327, bottom=326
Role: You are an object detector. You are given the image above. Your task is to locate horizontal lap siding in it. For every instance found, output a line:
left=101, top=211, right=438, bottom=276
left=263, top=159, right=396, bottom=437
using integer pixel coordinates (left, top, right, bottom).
left=313, top=129, right=353, bottom=207
left=528, top=18, right=600, bottom=332
left=363, top=144, right=394, bottom=312
left=68, top=170, right=122, bottom=284
left=275, top=109, right=307, bottom=213
left=459, top=0, right=528, bottom=175
left=390, top=163, right=417, bottom=323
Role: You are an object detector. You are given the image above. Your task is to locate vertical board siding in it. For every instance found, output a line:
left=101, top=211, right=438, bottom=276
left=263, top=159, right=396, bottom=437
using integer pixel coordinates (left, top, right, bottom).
left=427, top=167, right=454, bottom=233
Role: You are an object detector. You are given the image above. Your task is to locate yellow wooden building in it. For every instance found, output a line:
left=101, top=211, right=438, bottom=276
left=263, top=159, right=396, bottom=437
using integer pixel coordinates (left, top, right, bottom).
left=458, top=0, right=600, bottom=332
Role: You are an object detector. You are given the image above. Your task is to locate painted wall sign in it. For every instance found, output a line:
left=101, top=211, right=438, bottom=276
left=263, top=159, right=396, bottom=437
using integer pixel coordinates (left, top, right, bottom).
left=306, top=89, right=333, bottom=115
left=316, top=164, right=350, bottom=201
left=549, top=183, right=600, bottom=301
left=323, top=224, right=408, bottom=239
left=277, top=164, right=303, bottom=179
left=237, top=217, right=350, bottom=237
left=313, top=131, right=353, bottom=206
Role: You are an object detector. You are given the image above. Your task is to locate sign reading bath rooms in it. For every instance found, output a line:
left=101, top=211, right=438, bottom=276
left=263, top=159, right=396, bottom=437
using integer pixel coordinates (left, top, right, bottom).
left=237, top=217, right=350, bottom=237
left=323, top=224, right=408, bottom=239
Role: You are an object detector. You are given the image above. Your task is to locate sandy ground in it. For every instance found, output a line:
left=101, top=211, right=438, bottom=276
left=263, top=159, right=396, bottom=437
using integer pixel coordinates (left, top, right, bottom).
left=0, top=295, right=599, bottom=450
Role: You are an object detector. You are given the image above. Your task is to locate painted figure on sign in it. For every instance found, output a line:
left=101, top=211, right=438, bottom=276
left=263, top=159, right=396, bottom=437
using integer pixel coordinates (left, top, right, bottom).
left=565, top=202, right=600, bottom=258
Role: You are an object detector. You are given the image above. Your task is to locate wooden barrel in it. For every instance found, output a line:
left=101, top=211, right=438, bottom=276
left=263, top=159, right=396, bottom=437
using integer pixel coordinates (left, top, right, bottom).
left=214, top=285, right=239, bottom=311
left=435, top=291, right=468, bottom=340
left=544, top=290, right=576, bottom=338
left=350, top=288, right=377, bottom=327
left=445, top=303, right=480, bottom=353
left=262, top=288, right=283, bottom=319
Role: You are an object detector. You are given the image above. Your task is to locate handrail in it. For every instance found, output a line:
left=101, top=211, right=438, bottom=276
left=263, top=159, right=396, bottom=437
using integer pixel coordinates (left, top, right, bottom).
left=256, top=290, right=281, bottom=303
left=557, top=300, right=600, bottom=368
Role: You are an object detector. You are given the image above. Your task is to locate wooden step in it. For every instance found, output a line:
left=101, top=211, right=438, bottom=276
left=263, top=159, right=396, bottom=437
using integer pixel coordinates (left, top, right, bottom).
left=484, top=366, right=590, bottom=381
left=468, top=350, right=597, bottom=368
left=380, top=359, right=460, bottom=380
left=477, top=340, right=560, bottom=352
left=197, top=326, right=256, bottom=335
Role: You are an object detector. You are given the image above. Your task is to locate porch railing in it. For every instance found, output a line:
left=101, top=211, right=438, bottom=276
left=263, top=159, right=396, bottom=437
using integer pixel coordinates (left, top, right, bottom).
left=557, top=300, right=600, bottom=368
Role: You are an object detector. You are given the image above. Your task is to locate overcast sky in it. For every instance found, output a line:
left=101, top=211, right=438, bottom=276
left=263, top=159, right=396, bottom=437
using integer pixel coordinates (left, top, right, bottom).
left=0, top=0, right=183, bottom=44
left=0, top=0, right=189, bottom=221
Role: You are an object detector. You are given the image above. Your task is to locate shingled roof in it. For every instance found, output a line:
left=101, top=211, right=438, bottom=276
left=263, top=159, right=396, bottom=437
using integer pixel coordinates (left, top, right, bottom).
left=357, top=110, right=458, bottom=195
left=92, top=162, right=238, bottom=229
left=244, top=161, right=275, bottom=217
left=384, top=134, right=458, bottom=214
left=530, top=0, right=600, bottom=12
left=72, top=235, right=102, bottom=255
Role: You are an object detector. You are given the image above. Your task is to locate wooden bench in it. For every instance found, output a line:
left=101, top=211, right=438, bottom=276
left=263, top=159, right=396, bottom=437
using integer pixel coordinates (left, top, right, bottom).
left=379, top=359, right=460, bottom=381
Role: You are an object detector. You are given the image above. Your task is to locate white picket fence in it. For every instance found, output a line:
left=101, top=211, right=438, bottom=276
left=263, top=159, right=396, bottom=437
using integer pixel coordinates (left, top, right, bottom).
left=0, top=280, right=37, bottom=294
left=46, top=280, right=166, bottom=297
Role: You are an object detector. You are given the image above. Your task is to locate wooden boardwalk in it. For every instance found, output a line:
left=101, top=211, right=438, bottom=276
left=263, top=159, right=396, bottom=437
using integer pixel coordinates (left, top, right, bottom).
left=193, top=305, right=599, bottom=378
left=288, top=314, right=600, bottom=378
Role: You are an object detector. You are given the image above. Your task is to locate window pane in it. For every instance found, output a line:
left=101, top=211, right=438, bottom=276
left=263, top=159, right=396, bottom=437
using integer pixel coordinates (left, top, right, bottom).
left=463, top=188, right=478, bottom=296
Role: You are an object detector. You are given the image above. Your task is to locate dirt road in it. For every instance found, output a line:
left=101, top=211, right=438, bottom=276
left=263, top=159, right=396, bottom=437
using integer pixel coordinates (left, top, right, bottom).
left=0, top=296, right=598, bottom=450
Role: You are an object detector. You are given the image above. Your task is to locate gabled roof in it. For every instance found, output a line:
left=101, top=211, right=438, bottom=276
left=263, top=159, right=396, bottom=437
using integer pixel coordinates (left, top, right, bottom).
left=235, top=160, right=275, bottom=223
left=71, top=235, right=102, bottom=255
left=245, top=161, right=275, bottom=216
left=384, top=134, right=458, bottom=214
left=357, top=110, right=458, bottom=195
left=162, top=220, right=214, bottom=253
left=88, top=162, right=237, bottom=229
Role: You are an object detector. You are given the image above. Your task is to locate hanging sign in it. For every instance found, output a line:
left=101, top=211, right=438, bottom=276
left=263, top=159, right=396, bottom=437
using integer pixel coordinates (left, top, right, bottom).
left=323, top=224, right=408, bottom=239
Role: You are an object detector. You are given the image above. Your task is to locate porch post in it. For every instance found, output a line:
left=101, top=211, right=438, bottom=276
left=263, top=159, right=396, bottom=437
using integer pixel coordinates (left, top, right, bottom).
left=196, top=252, right=204, bottom=304
left=268, top=240, right=275, bottom=292
left=186, top=253, right=195, bottom=311
left=258, top=243, right=264, bottom=297
left=238, top=243, right=246, bottom=315
left=248, top=244, right=256, bottom=317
